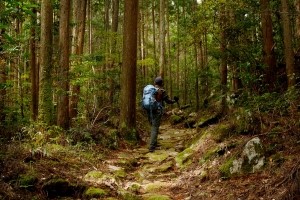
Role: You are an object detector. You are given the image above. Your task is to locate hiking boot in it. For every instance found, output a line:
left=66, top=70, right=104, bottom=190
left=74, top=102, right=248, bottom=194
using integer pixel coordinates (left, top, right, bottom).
left=149, top=148, right=155, bottom=153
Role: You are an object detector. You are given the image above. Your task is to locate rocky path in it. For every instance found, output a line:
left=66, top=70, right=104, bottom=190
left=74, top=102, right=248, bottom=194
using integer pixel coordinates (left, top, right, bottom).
left=88, top=124, right=198, bottom=200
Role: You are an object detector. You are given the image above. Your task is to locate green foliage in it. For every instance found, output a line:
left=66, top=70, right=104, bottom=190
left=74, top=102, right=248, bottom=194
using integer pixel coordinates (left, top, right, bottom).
left=137, top=58, right=155, bottom=67
left=20, top=122, right=66, bottom=152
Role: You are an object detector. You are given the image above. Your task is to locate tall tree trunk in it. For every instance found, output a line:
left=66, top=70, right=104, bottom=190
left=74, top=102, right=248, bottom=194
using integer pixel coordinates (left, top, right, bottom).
left=281, top=0, right=295, bottom=88
left=294, top=0, right=300, bottom=83
left=183, top=0, right=187, bottom=105
left=108, top=0, right=119, bottom=105
left=0, top=1, right=6, bottom=125
left=176, top=0, right=180, bottom=99
left=166, top=0, right=172, bottom=98
left=70, top=0, right=87, bottom=121
left=88, top=0, right=92, bottom=54
left=39, top=0, right=54, bottom=124
left=30, top=4, right=38, bottom=121
left=57, top=0, right=71, bottom=129
left=220, top=5, right=228, bottom=113
left=119, top=0, right=139, bottom=140
left=152, top=1, right=157, bottom=71
left=159, top=0, right=166, bottom=77
left=260, top=0, right=277, bottom=90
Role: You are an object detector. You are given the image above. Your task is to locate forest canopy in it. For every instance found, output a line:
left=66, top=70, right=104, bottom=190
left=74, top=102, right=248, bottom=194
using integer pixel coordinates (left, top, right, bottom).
left=0, top=0, right=299, bottom=133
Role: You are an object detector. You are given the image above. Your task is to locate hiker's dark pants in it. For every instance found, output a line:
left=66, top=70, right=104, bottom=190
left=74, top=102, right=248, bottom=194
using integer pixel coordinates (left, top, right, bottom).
left=148, top=109, right=162, bottom=150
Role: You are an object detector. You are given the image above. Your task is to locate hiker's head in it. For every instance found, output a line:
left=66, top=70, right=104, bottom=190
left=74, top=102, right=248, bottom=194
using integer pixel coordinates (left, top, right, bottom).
left=154, top=76, right=163, bottom=86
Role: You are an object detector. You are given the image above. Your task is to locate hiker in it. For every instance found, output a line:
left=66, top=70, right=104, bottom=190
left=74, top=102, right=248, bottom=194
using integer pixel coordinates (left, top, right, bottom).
left=144, top=76, right=179, bottom=152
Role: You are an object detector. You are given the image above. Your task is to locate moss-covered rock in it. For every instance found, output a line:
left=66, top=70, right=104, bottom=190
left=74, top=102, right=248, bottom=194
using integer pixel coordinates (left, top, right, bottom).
left=170, top=115, right=184, bottom=125
left=175, top=148, right=194, bottom=168
left=211, top=123, right=235, bottom=143
left=84, top=170, right=103, bottom=180
left=84, top=187, right=107, bottom=198
left=143, top=194, right=171, bottom=200
left=145, top=181, right=169, bottom=193
left=219, top=137, right=265, bottom=178
left=113, top=168, right=127, bottom=178
left=199, top=147, right=218, bottom=164
left=127, top=183, right=141, bottom=193
left=120, top=190, right=142, bottom=200
left=219, top=157, right=234, bottom=178
left=146, top=151, right=169, bottom=162
left=142, top=161, right=173, bottom=174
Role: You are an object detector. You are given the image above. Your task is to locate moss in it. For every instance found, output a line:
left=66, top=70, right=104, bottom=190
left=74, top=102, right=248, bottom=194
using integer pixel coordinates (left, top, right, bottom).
left=18, top=172, right=38, bottom=188
left=84, top=187, right=107, bottom=198
left=121, top=191, right=142, bottom=200
left=128, top=183, right=141, bottom=193
left=146, top=151, right=169, bottom=162
left=84, top=170, right=103, bottom=179
left=145, top=182, right=166, bottom=193
left=156, top=161, right=173, bottom=172
left=170, top=115, right=183, bottom=125
left=219, top=157, right=234, bottom=178
left=200, top=147, right=218, bottom=164
left=175, top=148, right=194, bottom=168
left=211, top=123, right=235, bottom=143
left=143, top=194, right=171, bottom=200
left=113, top=169, right=127, bottom=178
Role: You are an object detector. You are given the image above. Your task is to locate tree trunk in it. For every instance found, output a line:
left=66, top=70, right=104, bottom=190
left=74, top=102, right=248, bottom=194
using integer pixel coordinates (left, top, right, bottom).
left=30, top=4, right=38, bottom=121
left=281, top=0, right=295, bottom=88
left=159, top=0, right=166, bottom=78
left=220, top=5, right=228, bottom=113
left=57, top=0, right=71, bottom=129
left=176, top=1, right=180, bottom=99
left=166, top=1, right=172, bottom=98
left=70, top=0, right=87, bottom=122
left=119, top=0, right=139, bottom=140
left=152, top=1, right=157, bottom=71
left=108, top=0, right=119, bottom=105
left=294, top=0, right=300, bottom=83
left=39, top=0, right=54, bottom=125
left=260, top=0, right=277, bottom=90
left=0, top=1, right=6, bottom=125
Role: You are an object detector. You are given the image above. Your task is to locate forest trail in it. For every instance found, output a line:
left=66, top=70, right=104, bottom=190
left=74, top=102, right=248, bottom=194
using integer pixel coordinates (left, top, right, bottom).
left=95, top=123, right=198, bottom=200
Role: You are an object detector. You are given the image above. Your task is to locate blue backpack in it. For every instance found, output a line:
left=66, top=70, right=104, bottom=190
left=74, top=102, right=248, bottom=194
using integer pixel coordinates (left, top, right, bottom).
left=142, top=85, right=162, bottom=111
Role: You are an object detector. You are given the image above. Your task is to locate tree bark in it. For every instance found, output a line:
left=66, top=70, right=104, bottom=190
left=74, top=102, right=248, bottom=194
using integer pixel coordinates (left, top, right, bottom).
left=281, top=0, right=295, bottom=88
left=294, top=0, right=300, bottom=83
left=108, top=0, right=119, bottom=105
left=57, top=0, right=71, bottom=129
left=120, top=0, right=139, bottom=140
left=0, top=1, right=6, bottom=125
left=152, top=1, right=157, bottom=71
left=30, top=4, right=38, bottom=121
left=159, top=0, right=166, bottom=78
left=220, top=5, right=228, bottom=113
left=260, top=0, right=277, bottom=90
left=39, top=0, right=54, bottom=125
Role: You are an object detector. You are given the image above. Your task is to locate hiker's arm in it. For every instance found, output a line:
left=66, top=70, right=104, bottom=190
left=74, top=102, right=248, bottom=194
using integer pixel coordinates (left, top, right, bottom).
left=162, top=91, right=176, bottom=104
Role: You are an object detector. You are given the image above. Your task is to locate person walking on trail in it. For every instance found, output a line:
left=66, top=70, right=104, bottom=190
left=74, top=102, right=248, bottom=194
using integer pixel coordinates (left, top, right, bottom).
left=145, top=76, right=179, bottom=152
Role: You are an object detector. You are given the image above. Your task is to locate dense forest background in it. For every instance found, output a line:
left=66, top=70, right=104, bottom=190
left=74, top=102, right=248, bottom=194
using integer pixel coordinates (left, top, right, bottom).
left=1, top=0, right=300, bottom=199
left=0, top=0, right=300, bottom=142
